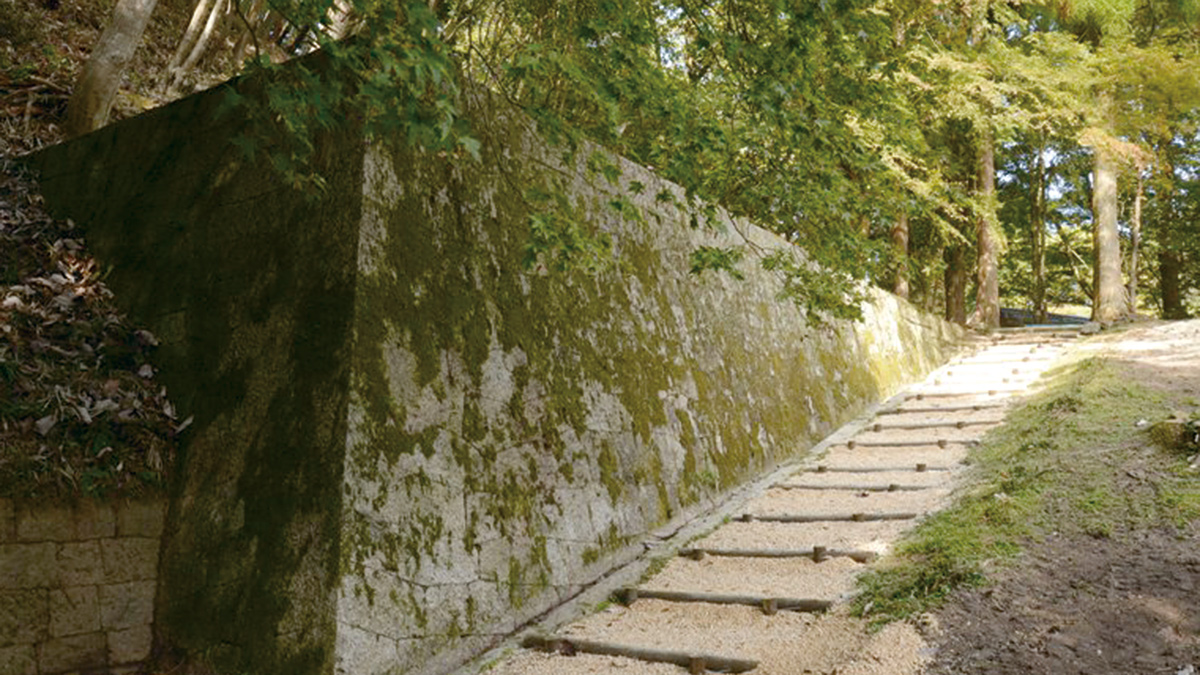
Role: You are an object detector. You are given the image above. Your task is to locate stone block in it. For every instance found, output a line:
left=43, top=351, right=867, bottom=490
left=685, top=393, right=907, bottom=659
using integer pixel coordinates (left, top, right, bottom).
left=107, top=625, right=152, bottom=665
left=99, top=538, right=159, bottom=583
left=0, top=543, right=57, bottom=588
left=99, top=581, right=155, bottom=630
left=0, top=589, right=49, bottom=645
left=36, top=631, right=106, bottom=674
left=0, top=500, right=14, bottom=544
left=49, top=585, right=100, bottom=637
left=0, top=644, right=37, bottom=675
left=116, top=500, right=166, bottom=538
left=15, top=505, right=74, bottom=543
left=74, top=501, right=116, bottom=540
left=56, top=541, right=103, bottom=586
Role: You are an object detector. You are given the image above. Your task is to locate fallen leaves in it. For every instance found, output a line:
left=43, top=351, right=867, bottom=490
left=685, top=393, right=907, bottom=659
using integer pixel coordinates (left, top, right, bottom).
left=1, top=160, right=179, bottom=499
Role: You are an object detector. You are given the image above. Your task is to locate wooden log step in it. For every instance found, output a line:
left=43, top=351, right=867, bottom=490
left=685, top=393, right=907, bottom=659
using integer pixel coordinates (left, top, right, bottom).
left=998, top=324, right=1083, bottom=332
left=772, top=482, right=932, bottom=492
left=678, top=546, right=877, bottom=563
left=867, top=419, right=995, bottom=431
left=950, top=355, right=1055, bottom=365
left=740, top=512, right=919, bottom=523
left=617, top=587, right=833, bottom=614
left=846, top=438, right=974, bottom=448
left=521, top=633, right=759, bottom=674
left=987, top=336, right=1075, bottom=345
left=811, top=463, right=950, bottom=473
left=904, top=390, right=1024, bottom=400
left=877, top=403, right=1006, bottom=414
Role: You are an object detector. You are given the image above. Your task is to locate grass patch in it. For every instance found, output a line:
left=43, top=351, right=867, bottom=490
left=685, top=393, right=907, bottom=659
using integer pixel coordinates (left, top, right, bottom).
left=854, top=357, right=1200, bottom=627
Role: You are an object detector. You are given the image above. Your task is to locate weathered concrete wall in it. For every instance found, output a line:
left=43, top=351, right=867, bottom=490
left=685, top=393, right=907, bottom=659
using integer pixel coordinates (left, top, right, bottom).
left=0, top=498, right=165, bottom=675
left=30, top=80, right=961, bottom=675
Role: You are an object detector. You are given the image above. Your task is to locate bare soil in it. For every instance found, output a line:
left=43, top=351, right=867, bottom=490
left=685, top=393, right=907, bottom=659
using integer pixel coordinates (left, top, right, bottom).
left=923, top=321, right=1200, bottom=675
left=925, top=527, right=1200, bottom=675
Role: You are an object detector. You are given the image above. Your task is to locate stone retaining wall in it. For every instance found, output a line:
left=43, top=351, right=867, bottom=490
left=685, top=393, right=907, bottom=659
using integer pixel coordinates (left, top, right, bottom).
left=30, top=76, right=963, bottom=675
left=0, top=498, right=164, bottom=675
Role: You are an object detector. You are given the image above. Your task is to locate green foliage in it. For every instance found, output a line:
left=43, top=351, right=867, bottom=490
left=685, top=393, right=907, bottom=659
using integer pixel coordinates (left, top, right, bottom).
left=218, top=0, right=1200, bottom=319
left=688, top=246, right=744, bottom=280
left=521, top=186, right=615, bottom=273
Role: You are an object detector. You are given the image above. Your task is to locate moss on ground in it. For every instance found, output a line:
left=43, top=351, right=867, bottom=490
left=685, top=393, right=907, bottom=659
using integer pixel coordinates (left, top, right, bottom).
left=854, top=356, right=1200, bottom=628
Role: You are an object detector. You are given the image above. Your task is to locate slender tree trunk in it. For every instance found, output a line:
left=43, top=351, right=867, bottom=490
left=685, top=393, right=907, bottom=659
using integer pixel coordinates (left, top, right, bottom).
left=1031, top=139, right=1047, bottom=323
left=168, top=0, right=228, bottom=95
left=64, top=0, right=159, bottom=137
left=891, top=212, right=909, bottom=299
left=1092, top=149, right=1125, bottom=322
left=1160, top=249, right=1186, bottom=319
left=971, top=132, right=1000, bottom=329
left=230, top=0, right=266, bottom=64
left=165, top=0, right=215, bottom=79
left=944, top=245, right=968, bottom=325
left=1059, top=228, right=1094, bottom=304
left=1126, top=171, right=1143, bottom=315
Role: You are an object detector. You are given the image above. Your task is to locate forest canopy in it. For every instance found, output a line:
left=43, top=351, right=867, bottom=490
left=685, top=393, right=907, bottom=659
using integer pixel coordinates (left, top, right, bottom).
left=11, top=0, right=1200, bottom=323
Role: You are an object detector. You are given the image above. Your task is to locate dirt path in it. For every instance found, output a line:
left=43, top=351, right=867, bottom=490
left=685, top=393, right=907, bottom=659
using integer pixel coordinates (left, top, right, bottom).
left=471, top=326, right=1087, bottom=675
left=923, top=320, right=1200, bottom=675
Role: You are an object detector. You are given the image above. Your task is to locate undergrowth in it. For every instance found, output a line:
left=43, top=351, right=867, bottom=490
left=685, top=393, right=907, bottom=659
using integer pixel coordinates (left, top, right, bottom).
left=854, top=356, right=1200, bottom=627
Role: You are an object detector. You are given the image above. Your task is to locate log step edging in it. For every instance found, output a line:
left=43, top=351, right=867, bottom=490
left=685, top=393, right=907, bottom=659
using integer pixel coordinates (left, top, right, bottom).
left=772, top=482, right=934, bottom=492
left=617, top=587, right=833, bottom=614
left=867, top=419, right=997, bottom=431
left=521, top=634, right=759, bottom=674
left=679, top=546, right=877, bottom=563
left=846, top=438, right=977, bottom=449
left=741, top=512, right=919, bottom=523
left=906, top=389, right=1025, bottom=399
left=810, top=463, right=952, bottom=473
left=877, top=403, right=1006, bottom=414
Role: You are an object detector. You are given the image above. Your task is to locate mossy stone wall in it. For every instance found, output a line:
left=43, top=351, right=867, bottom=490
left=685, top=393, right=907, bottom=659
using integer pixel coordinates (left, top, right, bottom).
left=30, top=82, right=961, bottom=675
left=31, top=83, right=362, bottom=675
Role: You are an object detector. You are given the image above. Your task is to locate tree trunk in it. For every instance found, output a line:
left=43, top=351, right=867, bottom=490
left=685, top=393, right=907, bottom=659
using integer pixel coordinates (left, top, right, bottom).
left=891, top=212, right=909, bottom=299
left=971, top=132, right=1000, bottom=329
left=1091, top=149, right=1125, bottom=322
left=164, top=0, right=215, bottom=79
left=1031, top=138, right=1047, bottom=323
left=64, top=0, right=160, bottom=137
left=1160, top=249, right=1187, bottom=319
left=1126, top=171, right=1143, bottom=315
left=167, top=0, right=228, bottom=95
left=944, top=245, right=968, bottom=325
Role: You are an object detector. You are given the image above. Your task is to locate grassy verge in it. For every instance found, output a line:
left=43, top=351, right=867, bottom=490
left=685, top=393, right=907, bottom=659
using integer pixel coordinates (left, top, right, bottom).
left=853, top=356, right=1200, bottom=627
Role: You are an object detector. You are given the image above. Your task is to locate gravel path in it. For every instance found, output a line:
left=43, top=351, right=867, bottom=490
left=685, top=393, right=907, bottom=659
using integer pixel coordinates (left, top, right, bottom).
left=693, top=520, right=911, bottom=553
left=473, top=329, right=1082, bottom=675
left=640, top=555, right=863, bottom=599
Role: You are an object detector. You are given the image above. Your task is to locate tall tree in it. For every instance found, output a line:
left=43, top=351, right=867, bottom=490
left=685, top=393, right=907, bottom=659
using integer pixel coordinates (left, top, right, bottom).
left=972, top=129, right=1000, bottom=328
left=1090, top=139, right=1126, bottom=321
left=892, top=211, right=910, bottom=299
